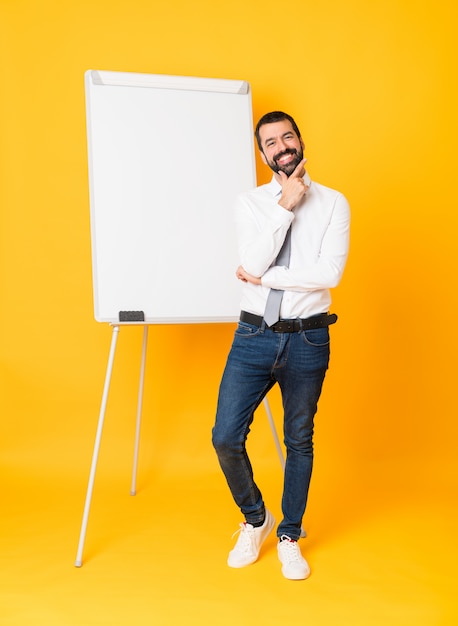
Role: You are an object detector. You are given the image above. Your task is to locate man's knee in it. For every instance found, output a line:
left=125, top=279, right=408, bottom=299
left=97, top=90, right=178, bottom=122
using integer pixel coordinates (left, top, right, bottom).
left=212, top=425, right=242, bottom=457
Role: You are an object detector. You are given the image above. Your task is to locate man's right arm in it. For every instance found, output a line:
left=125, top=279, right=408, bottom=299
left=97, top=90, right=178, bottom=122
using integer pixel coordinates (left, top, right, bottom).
left=234, top=160, right=307, bottom=278
left=235, top=194, right=294, bottom=278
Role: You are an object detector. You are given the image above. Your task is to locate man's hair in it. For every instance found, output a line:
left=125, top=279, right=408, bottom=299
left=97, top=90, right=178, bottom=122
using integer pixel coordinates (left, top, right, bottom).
left=255, top=111, right=302, bottom=151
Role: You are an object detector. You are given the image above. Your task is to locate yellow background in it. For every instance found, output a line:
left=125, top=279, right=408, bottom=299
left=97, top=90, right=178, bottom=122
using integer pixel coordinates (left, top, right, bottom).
left=1, top=0, right=457, bottom=624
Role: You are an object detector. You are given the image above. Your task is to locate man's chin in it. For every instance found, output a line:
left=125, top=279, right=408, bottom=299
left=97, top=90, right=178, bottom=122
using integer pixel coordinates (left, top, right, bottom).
left=273, top=156, right=302, bottom=177
left=277, top=164, right=298, bottom=177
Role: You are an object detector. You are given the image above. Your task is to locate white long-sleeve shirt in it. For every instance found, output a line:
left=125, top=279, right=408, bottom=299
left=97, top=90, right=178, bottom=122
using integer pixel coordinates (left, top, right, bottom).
left=235, top=173, right=350, bottom=319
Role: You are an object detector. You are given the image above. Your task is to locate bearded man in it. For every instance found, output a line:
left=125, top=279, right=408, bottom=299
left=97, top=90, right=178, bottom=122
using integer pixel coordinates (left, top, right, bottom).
left=212, top=111, right=350, bottom=580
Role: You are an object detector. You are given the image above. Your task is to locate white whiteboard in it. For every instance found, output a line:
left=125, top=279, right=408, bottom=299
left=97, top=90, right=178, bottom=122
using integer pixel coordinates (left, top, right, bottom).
left=85, top=70, right=256, bottom=323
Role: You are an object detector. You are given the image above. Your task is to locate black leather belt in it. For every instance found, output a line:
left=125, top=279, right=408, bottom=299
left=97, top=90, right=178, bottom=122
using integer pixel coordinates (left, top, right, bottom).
left=240, top=310, right=338, bottom=333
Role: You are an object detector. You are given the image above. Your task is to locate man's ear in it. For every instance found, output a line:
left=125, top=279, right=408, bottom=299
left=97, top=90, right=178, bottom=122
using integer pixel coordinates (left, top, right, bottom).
left=259, top=150, right=267, bottom=165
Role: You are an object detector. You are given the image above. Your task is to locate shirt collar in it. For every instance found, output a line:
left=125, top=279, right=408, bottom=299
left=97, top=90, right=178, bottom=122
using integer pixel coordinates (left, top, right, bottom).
left=269, top=171, right=312, bottom=197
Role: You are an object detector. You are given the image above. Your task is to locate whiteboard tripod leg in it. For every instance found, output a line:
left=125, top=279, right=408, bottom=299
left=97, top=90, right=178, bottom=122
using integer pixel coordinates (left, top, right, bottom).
left=130, top=325, right=148, bottom=496
left=262, top=396, right=307, bottom=539
left=263, top=396, right=284, bottom=469
left=75, top=324, right=120, bottom=567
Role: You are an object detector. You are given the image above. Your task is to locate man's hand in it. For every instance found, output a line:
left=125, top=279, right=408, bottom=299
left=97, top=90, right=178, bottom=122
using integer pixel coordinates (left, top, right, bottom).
left=236, top=265, right=261, bottom=285
left=278, top=158, right=309, bottom=211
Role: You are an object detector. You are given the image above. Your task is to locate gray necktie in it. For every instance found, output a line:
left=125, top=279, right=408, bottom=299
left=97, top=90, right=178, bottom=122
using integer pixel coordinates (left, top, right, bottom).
left=263, top=226, right=291, bottom=326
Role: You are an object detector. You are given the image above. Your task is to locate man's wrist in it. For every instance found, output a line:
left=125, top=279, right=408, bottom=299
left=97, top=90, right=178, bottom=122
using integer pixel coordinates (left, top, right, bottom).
left=278, top=198, right=294, bottom=211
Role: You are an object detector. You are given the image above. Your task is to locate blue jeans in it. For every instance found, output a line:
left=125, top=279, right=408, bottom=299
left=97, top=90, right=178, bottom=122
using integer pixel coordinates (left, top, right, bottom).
left=212, top=319, right=330, bottom=540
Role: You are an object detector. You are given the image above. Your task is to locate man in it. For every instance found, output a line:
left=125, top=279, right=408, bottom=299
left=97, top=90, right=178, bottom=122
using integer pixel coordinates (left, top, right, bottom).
left=212, top=111, right=350, bottom=580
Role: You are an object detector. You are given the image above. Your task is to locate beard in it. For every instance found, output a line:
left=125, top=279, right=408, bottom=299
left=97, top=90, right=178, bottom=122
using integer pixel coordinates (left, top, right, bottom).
left=266, top=147, right=304, bottom=177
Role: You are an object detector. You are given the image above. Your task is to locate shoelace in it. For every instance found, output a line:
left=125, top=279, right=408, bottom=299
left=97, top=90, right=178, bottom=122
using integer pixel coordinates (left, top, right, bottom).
left=232, top=523, right=255, bottom=552
left=279, top=535, right=302, bottom=562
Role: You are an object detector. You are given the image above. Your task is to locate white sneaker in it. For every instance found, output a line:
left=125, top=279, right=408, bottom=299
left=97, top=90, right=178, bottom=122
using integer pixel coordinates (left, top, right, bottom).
left=277, top=535, right=310, bottom=580
left=227, top=509, right=275, bottom=568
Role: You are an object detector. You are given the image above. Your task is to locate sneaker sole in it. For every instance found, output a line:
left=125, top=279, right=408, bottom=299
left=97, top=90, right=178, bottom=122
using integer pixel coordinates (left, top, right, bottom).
left=281, top=565, right=311, bottom=580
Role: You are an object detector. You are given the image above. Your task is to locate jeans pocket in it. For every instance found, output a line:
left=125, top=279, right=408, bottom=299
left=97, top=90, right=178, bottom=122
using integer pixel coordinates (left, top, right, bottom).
left=301, top=327, right=330, bottom=347
left=235, top=322, right=261, bottom=337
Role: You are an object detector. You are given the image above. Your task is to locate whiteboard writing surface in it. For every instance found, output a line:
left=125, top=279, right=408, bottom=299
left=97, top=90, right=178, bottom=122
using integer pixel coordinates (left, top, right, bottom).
left=85, top=70, right=256, bottom=323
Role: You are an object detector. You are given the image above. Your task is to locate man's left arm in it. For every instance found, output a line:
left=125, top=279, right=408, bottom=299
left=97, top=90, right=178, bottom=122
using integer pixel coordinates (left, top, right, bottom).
left=261, top=193, right=350, bottom=291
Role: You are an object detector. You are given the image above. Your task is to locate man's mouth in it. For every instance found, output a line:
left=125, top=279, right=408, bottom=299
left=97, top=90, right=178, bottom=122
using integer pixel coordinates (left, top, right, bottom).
left=275, top=151, right=296, bottom=165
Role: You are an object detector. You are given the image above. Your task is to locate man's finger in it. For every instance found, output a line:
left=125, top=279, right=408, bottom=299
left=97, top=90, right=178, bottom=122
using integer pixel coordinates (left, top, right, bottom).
left=278, top=170, right=288, bottom=184
left=290, top=158, right=307, bottom=178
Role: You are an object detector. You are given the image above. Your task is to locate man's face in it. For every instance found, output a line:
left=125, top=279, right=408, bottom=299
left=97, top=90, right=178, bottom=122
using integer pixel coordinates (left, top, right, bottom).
left=258, top=120, right=304, bottom=177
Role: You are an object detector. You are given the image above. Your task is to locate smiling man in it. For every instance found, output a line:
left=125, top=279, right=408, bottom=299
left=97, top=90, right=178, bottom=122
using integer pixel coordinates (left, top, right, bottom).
left=212, top=111, right=350, bottom=580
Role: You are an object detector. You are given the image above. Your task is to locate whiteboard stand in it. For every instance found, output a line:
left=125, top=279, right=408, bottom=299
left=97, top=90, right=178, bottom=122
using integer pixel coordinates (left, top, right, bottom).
left=74, top=323, right=298, bottom=567
left=77, top=70, right=303, bottom=566
left=75, top=323, right=149, bottom=567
